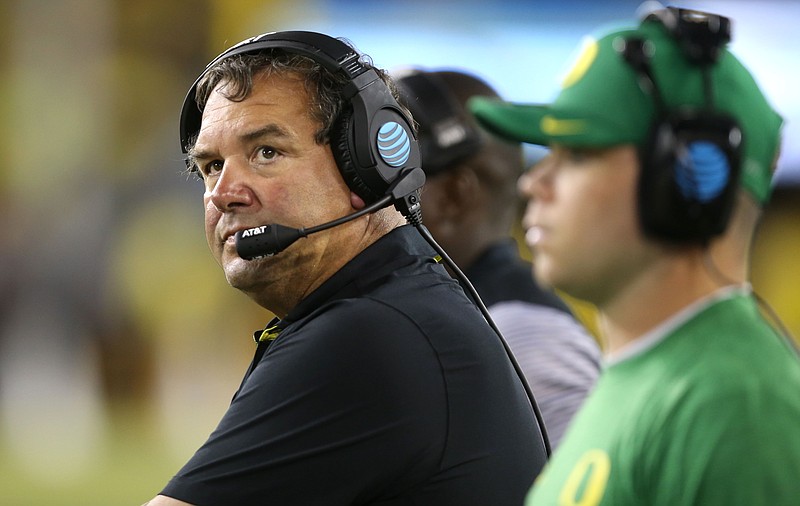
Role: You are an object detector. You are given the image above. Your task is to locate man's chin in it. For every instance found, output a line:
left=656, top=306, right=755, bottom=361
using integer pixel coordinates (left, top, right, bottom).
left=534, top=259, right=571, bottom=295
left=223, top=257, right=264, bottom=290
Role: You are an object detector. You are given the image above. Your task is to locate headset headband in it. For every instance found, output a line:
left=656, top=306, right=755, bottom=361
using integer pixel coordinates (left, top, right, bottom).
left=178, top=30, right=421, bottom=205
left=179, top=30, right=369, bottom=152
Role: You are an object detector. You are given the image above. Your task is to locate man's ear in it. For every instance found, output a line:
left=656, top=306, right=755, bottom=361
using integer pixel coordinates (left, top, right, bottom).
left=350, top=192, right=366, bottom=210
left=448, top=167, right=481, bottom=214
left=424, top=167, right=480, bottom=222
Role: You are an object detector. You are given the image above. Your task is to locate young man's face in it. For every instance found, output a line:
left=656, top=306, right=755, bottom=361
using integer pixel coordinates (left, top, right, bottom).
left=518, top=144, right=662, bottom=306
left=189, top=71, right=361, bottom=314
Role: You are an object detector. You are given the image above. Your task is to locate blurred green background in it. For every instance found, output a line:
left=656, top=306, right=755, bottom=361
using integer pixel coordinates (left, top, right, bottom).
left=1, top=1, right=797, bottom=504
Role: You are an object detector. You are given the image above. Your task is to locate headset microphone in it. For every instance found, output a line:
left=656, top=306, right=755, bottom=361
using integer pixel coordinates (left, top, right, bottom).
left=235, top=224, right=308, bottom=260
left=235, top=196, right=391, bottom=259
left=235, top=167, right=425, bottom=259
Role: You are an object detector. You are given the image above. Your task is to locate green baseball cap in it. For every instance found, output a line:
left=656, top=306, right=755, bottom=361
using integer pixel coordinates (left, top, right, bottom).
left=469, top=14, right=783, bottom=203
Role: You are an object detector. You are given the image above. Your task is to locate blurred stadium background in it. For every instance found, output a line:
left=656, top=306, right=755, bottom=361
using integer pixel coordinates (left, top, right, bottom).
left=0, top=0, right=797, bottom=504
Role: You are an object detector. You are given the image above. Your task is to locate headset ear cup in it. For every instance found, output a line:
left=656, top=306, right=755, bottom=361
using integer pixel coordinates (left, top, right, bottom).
left=330, top=109, right=381, bottom=204
left=639, top=120, right=678, bottom=239
left=638, top=114, right=740, bottom=243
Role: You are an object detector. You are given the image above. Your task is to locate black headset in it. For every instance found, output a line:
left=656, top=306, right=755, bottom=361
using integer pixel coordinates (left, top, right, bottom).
left=394, top=70, right=482, bottom=177
left=619, top=7, right=743, bottom=244
left=179, top=30, right=421, bottom=205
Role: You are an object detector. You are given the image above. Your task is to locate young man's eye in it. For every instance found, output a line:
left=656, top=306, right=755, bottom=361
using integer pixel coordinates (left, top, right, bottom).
left=565, top=148, right=588, bottom=163
left=562, top=146, right=608, bottom=165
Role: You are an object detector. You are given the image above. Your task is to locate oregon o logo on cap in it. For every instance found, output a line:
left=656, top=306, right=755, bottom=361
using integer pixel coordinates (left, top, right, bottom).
left=376, top=121, right=411, bottom=167
left=562, top=37, right=599, bottom=89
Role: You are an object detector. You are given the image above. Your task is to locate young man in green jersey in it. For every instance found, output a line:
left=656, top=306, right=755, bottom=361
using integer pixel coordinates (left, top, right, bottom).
left=470, top=6, right=800, bottom=505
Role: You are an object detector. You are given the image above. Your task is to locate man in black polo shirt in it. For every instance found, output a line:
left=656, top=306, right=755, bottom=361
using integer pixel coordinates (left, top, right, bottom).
left=144, top=31, right=547, bottom=506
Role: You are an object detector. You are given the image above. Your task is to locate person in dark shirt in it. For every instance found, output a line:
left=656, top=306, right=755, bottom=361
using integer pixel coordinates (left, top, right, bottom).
left=143, top=31, right=547, bottom=506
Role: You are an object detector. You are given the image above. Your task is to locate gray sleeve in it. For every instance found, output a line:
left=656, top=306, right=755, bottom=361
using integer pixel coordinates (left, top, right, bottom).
left=489, top=301, right=602, bottom=449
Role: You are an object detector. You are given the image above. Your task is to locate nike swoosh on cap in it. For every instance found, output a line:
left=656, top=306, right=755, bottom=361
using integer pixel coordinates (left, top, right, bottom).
left=540, top=115, right=587, bottom=136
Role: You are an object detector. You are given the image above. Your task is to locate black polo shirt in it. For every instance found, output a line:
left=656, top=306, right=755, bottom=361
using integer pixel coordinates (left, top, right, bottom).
left=465, top=239, right=572, bottom=314
left=161, top=225, right=546, bottom=505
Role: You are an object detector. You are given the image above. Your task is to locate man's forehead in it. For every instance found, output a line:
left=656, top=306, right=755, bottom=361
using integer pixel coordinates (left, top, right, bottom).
left=190, top=123, right=293, bottom=157
left=189, top=69, right=322, bottom=154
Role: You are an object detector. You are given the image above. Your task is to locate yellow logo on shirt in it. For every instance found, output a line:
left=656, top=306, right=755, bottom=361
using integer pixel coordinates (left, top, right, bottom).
left=558, top=449, right=610, bottom=506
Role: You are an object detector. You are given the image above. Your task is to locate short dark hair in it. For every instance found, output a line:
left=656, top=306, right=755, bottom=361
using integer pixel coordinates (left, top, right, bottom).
left=191, top=46, right=403, bottom=148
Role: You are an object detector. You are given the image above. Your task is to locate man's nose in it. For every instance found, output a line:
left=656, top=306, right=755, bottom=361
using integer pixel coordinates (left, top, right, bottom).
left=208, top=159, right=255, bottom=212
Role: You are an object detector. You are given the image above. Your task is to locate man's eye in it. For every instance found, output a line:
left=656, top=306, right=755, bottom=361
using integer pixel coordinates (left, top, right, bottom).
left=565, top=148, right=588, bottom=163
left=201, top=160, right=224, bottom=177
left=255, top=146, right=279, bottom=162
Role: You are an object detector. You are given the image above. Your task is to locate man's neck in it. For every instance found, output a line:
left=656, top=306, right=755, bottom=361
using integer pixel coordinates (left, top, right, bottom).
left=605, top=284, right=748, bottom=364
left=598, top=252, right=743, bottom=355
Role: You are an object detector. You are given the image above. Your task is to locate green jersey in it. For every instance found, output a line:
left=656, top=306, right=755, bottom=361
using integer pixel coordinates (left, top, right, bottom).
left=527, top=289, right=800, bottom=505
